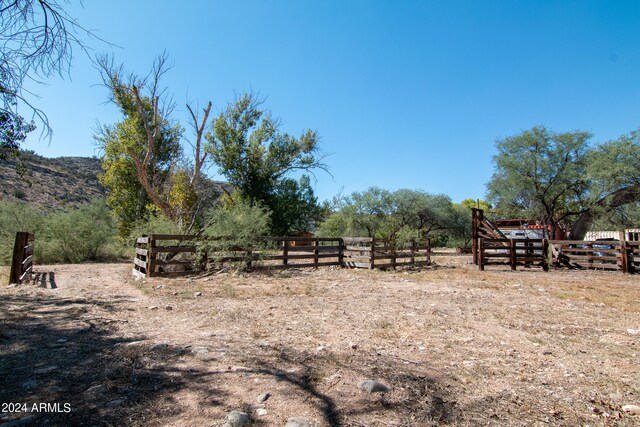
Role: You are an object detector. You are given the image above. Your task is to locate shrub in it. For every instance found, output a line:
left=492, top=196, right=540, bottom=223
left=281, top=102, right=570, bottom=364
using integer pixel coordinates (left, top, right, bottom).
left=0, top=199, right=128, bottom=265
left=0, top=201, right=43, bottom=265
left=125, top=214, right=180, bottom=246
left=42, top=199, right=121, bottom=263
left=199, top=198, right=272, bottom=270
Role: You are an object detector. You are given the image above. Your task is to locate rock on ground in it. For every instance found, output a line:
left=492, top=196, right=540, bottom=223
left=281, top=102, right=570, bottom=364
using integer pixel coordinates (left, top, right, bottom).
left=358, top=379, right=389, bottom=393
left=285, top=417, right=311, bottom=427
left=224, top=410, right=249, bottom=427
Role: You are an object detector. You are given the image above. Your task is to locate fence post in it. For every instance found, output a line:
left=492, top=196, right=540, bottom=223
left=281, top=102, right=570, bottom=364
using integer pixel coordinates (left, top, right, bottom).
left=391, top=240, right=396, bottom=270
left=245, top=245, right=253, bottom=270
left=426, top=238, right=431, bottom=264
left=9, top=232, right=28, bottom=285
left=148, top=234, right=156, bottom=278
left=370, top=238, right=376, bottom=269
left=338, top=238, right=344, bottom=268
left=472, top=209, right=478, bottom=265
left=510, top=239, right=517, bottom=270
left=314, top=239, right=319, bottom=268
left=283, top=239, right=289, bottom=266
left=410, top=239, right=416, bottom=264
left=542, top=239, right=550, bottom=271
left=620, top=240, right=629, bottom=274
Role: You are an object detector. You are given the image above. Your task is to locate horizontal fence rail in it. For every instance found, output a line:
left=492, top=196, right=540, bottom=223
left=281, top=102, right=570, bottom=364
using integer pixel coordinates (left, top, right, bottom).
left=343, top=237, right=430, bottom=269
left=478, top=238, right=548, bottom=271
left=133, top=235, right=431, bottom=278
left=551, top=240, right=630, bottom=273
left=9, top=231, right=34, bottom=285
left=478, top=238, right=637, bottom=274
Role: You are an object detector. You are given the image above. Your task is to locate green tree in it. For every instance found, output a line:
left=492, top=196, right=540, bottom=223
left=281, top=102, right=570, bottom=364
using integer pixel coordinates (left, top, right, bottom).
left=0, top=111, right=36, bottom=177
left=200, top=198, right=272, bottom=269
left=571, top=129, right=640, bottom=236
left=205, top=92, right=327, bottom=235
left=487, top=126, right=591, bottom=237
left=317, top=187, right=457, bottom=244
left=0, top=199, right=125, bottom=265
left=450, top=199, right=492, bottom=248
left=391, top=189, right=456, bottom=238
left=96, top=55, right=185, bottom=237
left=271, top=175, right=325, bottom=235
left=487, top=126, right=640, bottom=238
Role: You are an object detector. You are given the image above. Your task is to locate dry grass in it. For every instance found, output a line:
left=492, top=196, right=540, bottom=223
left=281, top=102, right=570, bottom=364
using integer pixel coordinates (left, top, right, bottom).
left=1, top=257, right=640, bottom=426
left=0, top=266, right=8, bottom=285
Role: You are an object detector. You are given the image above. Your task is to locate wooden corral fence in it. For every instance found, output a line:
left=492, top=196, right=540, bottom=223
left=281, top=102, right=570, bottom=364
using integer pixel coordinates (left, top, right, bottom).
left=478, top=238, right=549, bottom=271
left=343, top=238, right=430, bottom=269
left=471, top=208, right=506, bottom=265
left=133, top=234, right=430, bottom=278
left=478, top=238, right=638, bottom=274
left=629, top=241, right=640, bottom=272
left=133, top=234, right=198, bottom=278
left=551, top=240, right=635, bottom=273
left=9, top=231, right=34, bottom=284
left=270, top=236, right=343, bottom=269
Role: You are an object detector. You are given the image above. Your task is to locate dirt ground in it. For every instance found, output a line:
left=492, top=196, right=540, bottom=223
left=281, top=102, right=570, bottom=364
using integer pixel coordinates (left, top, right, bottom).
left=1, top=251, right=640, bottom=426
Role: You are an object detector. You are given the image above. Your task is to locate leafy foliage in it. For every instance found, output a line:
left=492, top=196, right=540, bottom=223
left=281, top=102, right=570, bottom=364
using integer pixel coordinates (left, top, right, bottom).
left=96, top=57, right=183, bottom=238
left=205, top=92, right=326, bottom=234
left=487, top=126, right=640, bottom=237
left=0, top=199, right=126, bottom=265
left=317, top=187, right=456, bottom=246
left=125, top=214, right=180, bottom=245
left=43, top=200, right=118, bottom=263
left=0, top=111, right=36, bottom=163
left=199, top=198, right=272, bottom=270
left=487, top=126, right=591, bottom=235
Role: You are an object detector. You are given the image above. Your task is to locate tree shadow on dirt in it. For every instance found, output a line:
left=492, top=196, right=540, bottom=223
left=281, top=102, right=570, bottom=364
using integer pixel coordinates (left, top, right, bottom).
left=0, top=293, right=229, bottom=426
left=216, top=344, right=458, bottom=427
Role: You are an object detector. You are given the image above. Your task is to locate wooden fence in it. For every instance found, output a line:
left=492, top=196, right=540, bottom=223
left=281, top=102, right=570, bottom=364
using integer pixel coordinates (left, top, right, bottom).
left=9, top=232, right=34, bottom=284
left=478, top=238, right=637, bottom=273
left=133, top=234, right=198, bottom=278
left=630, top=241, right=640, bottom=272
left=478, top=238, right=548, bottom=271
left=471, top=208, right=506, bottom=265
left=133, top=234, right=430, bottom=278
left=551, top=240, right=633, bottom=273
left=343, top=237, right=430, bottom=269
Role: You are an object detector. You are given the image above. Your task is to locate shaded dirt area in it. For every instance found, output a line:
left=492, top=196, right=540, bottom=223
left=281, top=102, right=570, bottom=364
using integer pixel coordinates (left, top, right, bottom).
left=1, top=254, right=640, bottom=426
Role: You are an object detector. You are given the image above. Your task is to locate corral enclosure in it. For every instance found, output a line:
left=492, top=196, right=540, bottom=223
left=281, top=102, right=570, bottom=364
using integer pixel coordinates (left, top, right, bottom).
left=133, top=235, right=431, bottom=278
left=2, top=253, right=640, bottom=426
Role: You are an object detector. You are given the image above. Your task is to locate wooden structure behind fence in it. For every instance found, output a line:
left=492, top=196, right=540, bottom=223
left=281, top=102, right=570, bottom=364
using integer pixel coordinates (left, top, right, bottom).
left=9, top=232, right=34, bottom=284
left=133, top=234, right=430, bottom=278
left=478, top=238, right=637, bottom=274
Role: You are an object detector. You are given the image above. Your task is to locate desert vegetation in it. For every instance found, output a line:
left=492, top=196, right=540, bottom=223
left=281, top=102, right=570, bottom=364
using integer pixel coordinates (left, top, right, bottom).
left=2, top=2, right=640, bottom=426
left=3, top=257, right=640, bottom=426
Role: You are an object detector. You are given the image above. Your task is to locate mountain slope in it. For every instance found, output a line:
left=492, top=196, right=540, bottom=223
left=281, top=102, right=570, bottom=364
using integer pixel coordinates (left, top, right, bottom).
left=0, top=151, right=232, bottom=212
left=0, top=152, right=106, bottom=210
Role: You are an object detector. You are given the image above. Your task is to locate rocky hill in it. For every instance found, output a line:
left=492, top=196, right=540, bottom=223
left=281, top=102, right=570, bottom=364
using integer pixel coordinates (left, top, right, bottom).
left=0, top=151, right=231, bottom=212
left=0, top=151, right=106, bottom=210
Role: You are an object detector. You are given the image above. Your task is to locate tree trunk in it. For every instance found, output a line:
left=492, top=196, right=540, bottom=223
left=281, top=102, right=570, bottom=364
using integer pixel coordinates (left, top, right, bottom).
left=571, top=184, right=640, bottom=239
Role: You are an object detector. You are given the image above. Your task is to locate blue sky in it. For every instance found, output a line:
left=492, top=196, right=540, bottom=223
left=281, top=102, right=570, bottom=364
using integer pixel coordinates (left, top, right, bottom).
left=21, top=0, right=640, bottom=203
